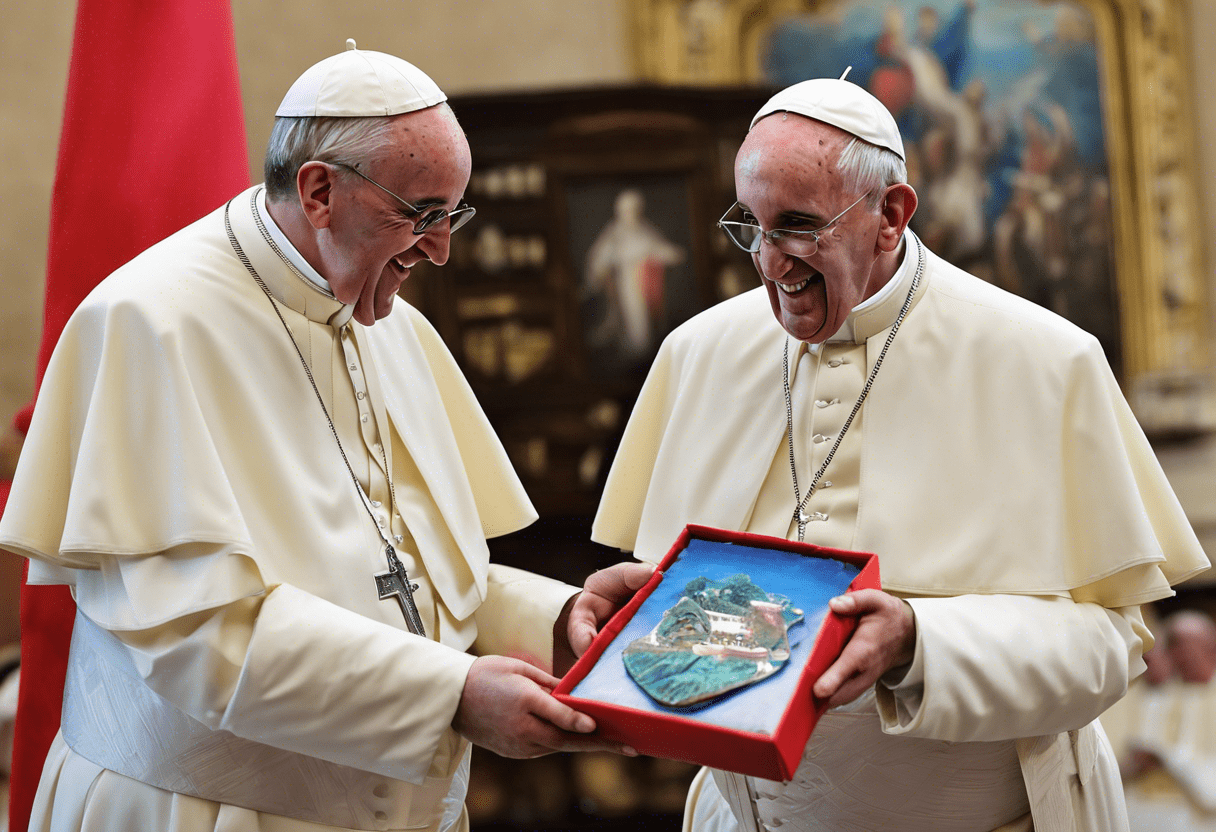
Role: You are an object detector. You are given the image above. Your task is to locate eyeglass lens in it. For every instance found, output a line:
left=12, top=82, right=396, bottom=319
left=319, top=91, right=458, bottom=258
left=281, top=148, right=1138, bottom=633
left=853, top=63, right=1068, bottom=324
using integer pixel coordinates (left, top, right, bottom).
left=418, top=204, right=475, bottom=234
left=719, top=221, right=818, bottom=257
left=335, top=161, right=475, bottom=235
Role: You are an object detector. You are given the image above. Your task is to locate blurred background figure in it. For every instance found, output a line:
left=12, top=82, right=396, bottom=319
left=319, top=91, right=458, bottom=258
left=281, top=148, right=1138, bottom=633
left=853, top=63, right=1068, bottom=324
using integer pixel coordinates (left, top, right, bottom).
left=582, top=188, right=686, bottom=362
left=1103, top=609, right=1216, bottom=831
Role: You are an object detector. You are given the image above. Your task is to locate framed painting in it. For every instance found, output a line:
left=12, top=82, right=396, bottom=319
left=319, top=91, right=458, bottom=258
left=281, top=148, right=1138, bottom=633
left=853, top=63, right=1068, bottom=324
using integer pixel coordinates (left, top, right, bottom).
left=564, top=173, right=698, bottom=375
left=543, top=109, right=723, bottom=381
left=630, top=0, right=1210, bottom=433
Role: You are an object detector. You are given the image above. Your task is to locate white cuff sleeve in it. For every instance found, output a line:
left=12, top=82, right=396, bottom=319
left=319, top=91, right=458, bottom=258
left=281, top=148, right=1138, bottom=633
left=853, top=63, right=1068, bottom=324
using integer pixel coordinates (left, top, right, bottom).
left=876, top=594, right=1141, bottom=742
left=219, top=584, right=475, bottom=784
left=472, top=564, right=580, bottom=672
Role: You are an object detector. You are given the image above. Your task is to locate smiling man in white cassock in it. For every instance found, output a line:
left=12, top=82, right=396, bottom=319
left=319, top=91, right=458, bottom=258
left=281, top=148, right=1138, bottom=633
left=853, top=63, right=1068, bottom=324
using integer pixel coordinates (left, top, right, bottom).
left=582, top=77, right=1209, bottom=831
left=0, top=41, right=649, bottom=832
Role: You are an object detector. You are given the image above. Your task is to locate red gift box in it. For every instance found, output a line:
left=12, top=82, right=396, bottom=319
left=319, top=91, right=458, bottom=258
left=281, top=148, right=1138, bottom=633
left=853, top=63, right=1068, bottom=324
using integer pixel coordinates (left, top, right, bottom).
left=554, top=524, right=880, bottom=781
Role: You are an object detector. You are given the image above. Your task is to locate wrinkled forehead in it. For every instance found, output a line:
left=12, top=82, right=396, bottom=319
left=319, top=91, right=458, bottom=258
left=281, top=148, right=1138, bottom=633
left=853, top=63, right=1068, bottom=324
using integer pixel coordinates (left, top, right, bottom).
left=735, top=114, right=853, bottom=186
left=372, top=106, right=471, bottom=178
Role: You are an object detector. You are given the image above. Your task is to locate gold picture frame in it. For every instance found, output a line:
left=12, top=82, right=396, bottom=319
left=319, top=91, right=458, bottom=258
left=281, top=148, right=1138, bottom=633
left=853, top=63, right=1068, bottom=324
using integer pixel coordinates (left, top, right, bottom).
left=630, top=0, right=1211, bottom=433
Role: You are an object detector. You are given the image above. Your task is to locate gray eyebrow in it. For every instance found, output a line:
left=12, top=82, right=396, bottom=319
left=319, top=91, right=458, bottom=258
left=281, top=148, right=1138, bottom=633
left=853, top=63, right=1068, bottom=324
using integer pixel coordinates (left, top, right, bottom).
left=398, top=198, right=446, bottom=213
left=780, top=209, right=828, bottom=225
left=736, top=203, right=829, bottom=226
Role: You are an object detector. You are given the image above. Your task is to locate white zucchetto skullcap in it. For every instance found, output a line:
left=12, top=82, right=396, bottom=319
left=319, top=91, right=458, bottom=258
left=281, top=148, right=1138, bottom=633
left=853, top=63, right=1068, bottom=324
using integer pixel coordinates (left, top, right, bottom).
left=751, top=77, right=905, bottom=161
left=275, top=39, right=446, bottom=118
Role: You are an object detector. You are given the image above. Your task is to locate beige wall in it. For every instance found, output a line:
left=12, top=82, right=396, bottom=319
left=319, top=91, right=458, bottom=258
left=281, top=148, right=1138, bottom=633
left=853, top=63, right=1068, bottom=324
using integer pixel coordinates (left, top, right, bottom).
left=0, top=1, right=73, bottom=431
left=233, top=1, right=632, bottom=184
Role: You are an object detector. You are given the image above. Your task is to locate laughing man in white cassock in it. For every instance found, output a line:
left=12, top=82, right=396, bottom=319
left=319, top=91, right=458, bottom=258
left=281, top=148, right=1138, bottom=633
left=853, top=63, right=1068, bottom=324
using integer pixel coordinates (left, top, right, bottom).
left=585, top=77, right=1209, bottom=831
left=0, top=42, right=650, bottom=832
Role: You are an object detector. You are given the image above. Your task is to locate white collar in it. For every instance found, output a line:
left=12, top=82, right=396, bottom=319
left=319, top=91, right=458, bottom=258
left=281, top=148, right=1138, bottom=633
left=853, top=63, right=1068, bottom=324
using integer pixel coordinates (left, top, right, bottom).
left=826, top=227, right=914, bottom=343
left=256, top=189, right=334, bottom=295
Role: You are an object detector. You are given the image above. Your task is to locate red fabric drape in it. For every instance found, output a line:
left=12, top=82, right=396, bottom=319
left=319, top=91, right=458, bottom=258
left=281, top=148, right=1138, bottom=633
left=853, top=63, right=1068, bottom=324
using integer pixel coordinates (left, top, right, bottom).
left=7, top=1, right=249, bottom=829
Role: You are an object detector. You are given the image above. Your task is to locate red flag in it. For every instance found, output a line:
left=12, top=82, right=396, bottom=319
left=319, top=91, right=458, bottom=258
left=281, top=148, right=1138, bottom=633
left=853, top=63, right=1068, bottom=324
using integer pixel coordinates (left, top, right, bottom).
left=7, top=0, right=249, bottom=828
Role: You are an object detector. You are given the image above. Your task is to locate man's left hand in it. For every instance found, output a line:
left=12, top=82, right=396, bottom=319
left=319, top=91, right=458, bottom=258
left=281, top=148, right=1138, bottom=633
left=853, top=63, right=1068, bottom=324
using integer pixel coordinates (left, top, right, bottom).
left=813, top=589, right=916, bottom=708
left=555, top=562, right=655, bottom=673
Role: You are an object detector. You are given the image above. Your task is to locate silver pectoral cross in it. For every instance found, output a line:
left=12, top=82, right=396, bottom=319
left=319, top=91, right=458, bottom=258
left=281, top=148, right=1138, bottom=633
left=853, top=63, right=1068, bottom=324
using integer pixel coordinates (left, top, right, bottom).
left=375, top=544, right=426, bottom=636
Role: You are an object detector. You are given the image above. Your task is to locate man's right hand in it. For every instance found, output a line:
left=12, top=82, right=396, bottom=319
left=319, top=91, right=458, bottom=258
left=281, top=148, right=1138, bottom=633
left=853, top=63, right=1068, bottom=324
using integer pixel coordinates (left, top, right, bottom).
left=452, top=655, right=637, bottom=759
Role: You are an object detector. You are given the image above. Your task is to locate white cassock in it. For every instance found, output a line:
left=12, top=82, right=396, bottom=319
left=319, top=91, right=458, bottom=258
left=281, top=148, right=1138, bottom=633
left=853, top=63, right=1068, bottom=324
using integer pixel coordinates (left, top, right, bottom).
left=593, top=230, right=1209, bottom=832
left=0, top=186, right=578, bottom=832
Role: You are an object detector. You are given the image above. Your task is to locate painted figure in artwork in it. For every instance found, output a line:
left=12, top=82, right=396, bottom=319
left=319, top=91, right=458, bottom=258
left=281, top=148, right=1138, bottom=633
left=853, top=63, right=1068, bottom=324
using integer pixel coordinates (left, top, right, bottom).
left=583, top=188, right=686, bottom=360
left=763, top=0, right=1120, bottom=368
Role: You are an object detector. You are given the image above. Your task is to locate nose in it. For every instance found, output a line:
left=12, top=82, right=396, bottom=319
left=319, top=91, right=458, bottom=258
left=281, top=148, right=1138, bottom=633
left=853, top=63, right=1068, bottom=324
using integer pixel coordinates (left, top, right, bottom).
left=755, top=236, right=793, bottom=282
left=416, top=227, right=452, bottom=266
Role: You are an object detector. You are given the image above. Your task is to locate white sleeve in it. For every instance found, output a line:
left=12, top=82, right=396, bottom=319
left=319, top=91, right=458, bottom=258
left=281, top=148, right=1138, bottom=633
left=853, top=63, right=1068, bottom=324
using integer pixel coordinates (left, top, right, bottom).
left=875, top=594, right=1145, bottom=742
left=111, top=581, right=475, bottom=785
left=472, top=564, right=580, bottom=673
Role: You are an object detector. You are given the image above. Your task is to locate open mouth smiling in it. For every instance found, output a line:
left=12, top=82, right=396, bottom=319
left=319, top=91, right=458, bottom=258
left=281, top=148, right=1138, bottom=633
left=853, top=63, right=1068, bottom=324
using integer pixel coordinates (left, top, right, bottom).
left=772, top=270, right=822, bottom=295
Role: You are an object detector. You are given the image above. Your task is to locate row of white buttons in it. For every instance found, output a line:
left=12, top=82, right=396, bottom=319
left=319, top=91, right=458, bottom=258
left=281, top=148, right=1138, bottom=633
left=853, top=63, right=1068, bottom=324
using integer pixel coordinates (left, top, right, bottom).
left=346, top=341, right=373, bottom=425
left=371, top=774, right=390, bottom=821
left=801, top=351, right=849, bottom=525
left=346, top=337, right=394, bottom=539
left=373, top=506, right=406, bottom=545
left=341, top=337, right=412, bottom=574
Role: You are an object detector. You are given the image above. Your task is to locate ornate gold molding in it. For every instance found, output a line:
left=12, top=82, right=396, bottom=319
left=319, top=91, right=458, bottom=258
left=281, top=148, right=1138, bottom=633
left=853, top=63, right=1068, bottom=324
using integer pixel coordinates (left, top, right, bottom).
left=630, top=0, right=805, bottom=84
left=630, top=0, right=1211, bottom=429
left=1099, top=0, right=1213, bottom=431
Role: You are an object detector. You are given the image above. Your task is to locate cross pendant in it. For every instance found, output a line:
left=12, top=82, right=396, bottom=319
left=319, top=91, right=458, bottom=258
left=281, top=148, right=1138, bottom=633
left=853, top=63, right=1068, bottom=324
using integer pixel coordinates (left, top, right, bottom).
left=375, top=544, right=426, bottom=636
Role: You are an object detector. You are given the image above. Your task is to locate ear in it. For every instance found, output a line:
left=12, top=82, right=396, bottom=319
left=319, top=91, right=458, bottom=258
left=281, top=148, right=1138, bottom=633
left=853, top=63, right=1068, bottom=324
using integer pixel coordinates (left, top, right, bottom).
left=296, top=162, right=337, bottom=230
left=876, top=184, right=917, bottom=254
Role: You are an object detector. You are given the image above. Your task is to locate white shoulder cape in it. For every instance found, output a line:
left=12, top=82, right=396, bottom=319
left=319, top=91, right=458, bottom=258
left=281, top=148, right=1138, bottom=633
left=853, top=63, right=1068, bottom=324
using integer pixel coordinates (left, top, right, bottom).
left=0, top=187, right=536, bottom=625
left=593, top=248, right=1207, bottom=605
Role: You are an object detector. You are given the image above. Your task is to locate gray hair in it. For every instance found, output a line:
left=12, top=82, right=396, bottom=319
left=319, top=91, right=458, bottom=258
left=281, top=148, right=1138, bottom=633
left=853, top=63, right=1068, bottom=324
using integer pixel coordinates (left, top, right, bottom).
left=263, top=116, right=399, bottom=201
left=836, top=137, right=907, bottom=209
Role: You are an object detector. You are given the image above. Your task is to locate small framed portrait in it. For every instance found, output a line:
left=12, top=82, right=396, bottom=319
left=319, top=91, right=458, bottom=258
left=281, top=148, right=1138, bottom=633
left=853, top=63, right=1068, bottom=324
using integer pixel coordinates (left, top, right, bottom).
left=564, top=174, right=699, bottom=375
left=543, top=110, right=722, bottom=382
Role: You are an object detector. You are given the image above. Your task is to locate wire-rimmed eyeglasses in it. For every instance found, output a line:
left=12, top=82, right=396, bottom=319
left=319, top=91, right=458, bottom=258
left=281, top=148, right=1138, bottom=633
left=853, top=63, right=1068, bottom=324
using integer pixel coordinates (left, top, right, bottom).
left=331, top=162, right=476, bottom=235
left=718, top=191, right=869, bottom=257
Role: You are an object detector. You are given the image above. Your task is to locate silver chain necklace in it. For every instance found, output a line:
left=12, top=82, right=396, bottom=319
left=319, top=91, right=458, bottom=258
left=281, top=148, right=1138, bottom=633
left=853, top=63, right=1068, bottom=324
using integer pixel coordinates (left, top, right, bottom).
left=785, top=236, right=923, bottom=541
left=224, top=192, right=427, bottom=636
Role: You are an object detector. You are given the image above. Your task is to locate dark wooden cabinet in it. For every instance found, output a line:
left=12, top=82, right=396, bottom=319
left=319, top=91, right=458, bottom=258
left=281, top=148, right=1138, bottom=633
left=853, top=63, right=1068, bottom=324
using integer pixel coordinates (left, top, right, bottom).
left=408, top=86, right=772, bottom=522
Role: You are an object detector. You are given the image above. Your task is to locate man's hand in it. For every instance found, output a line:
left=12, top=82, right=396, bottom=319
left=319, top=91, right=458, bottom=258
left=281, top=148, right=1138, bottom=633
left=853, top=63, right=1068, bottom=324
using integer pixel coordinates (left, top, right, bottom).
left=813, top=589, right=916, bottom=708
left=565, top=562, right=656, bottom=658
left=453, top=655, right=637, bottom=758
